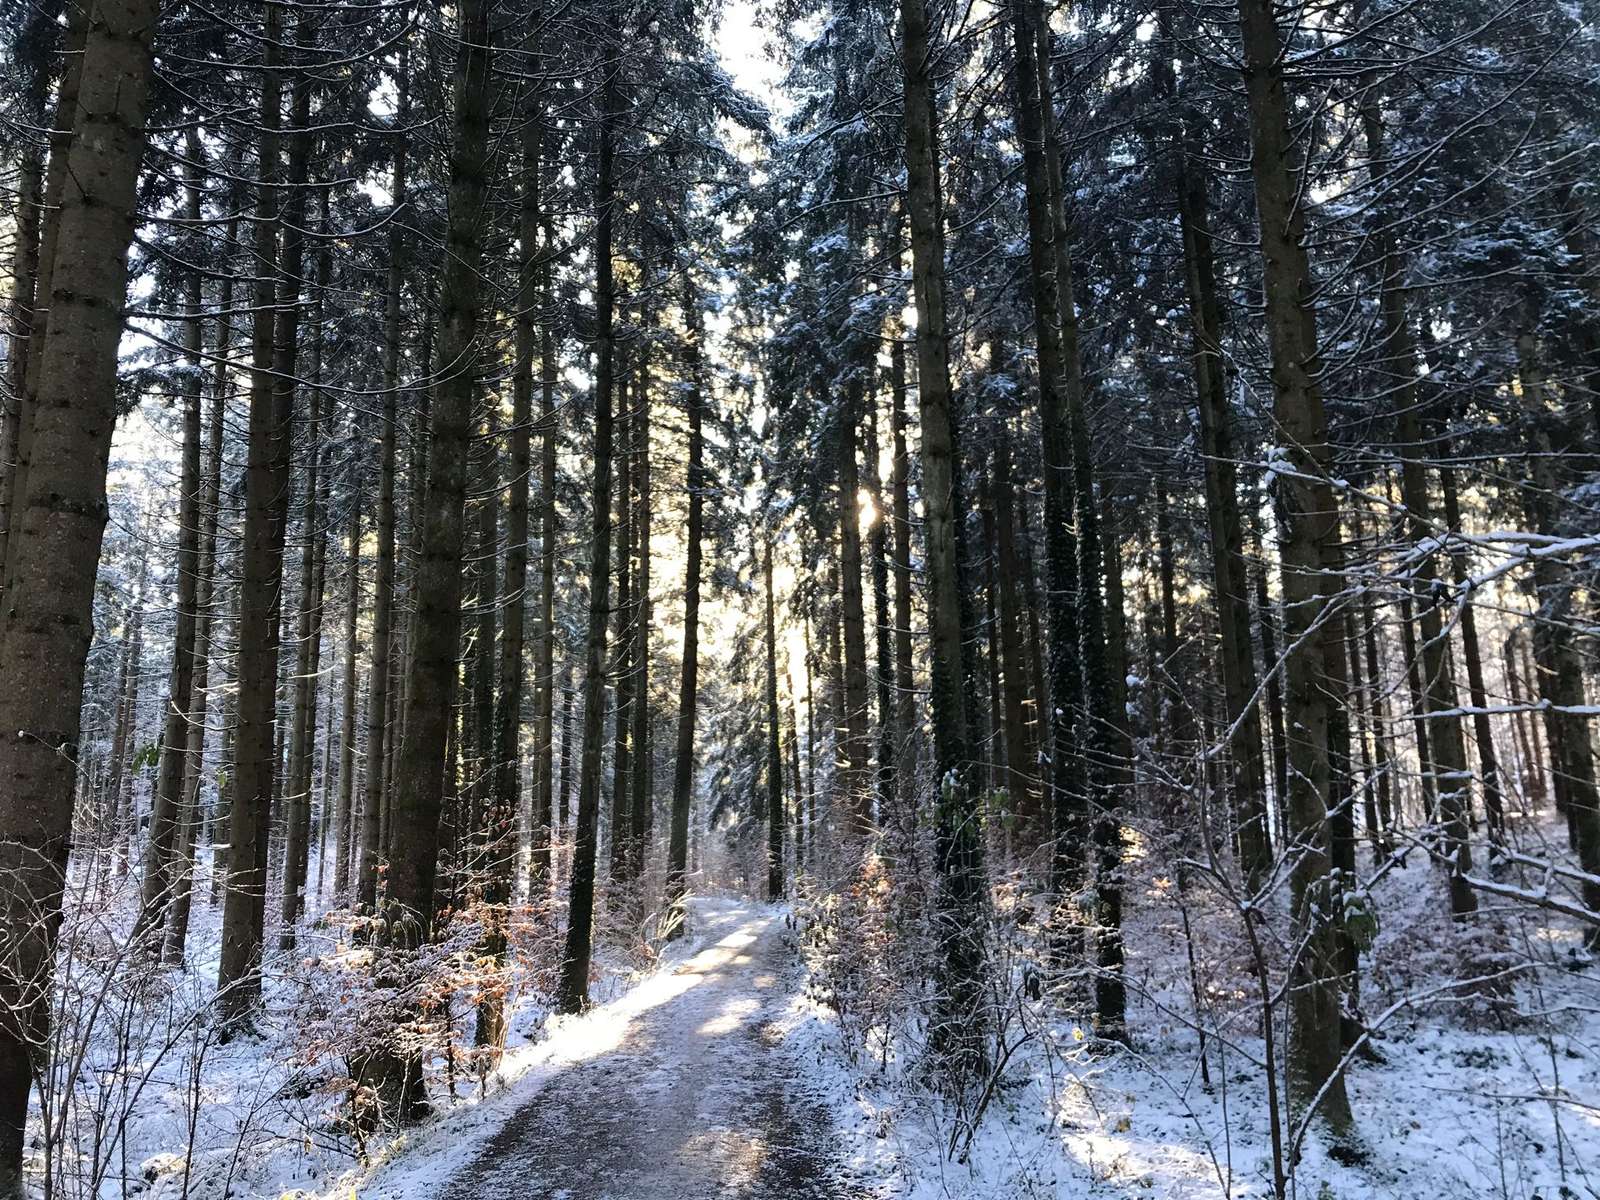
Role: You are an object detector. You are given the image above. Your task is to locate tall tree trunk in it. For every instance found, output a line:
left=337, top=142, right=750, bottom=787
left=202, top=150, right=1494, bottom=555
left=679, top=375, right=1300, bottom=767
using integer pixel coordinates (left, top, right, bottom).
left=0, top=0, right=57, bottom=585
left=1034, top=0, right=1123, bottom=1030
left=865, top=391, right=896, bottom=822
left=804, top=621, right=819, bottom=855
left=1158, top=24, right=1271, bottom=885
left=665, top=280, right=706, bottom=936
left=468, top=426, right=500, bottom=888
left=108, top=596, right=146, bottom=879
left=1516, top=333, right=1600, bottom=927
left=279, top=202, right=332, bottom=948
left=1358, top=583, right=1397, bottom=850
left=608, top=369, right=635, bottom=882
left=137, top=128, right=208, bottom=950
left=531, top=187, right=559, bottom=890
left=357, top=34, right=410, bottom=924
left=1006, top=0, right=1084, bottom=900
left=478, top=112, right=541, bottom=1056
left=836, top=385, right=872, bottom=837
left=166, top=206, right=238, bottom=963
left=901, top=0, right=987, bottom=1077
left=334, top=496, right=361, bottom=895
left=629, top=359, right=653, bottom=881
left=219, top=4, right=311, bottom=1022
left=1250, top=500, right=1290, bottom=822
left=1378, top=480, right=1434, bottom=831
left=0, top=0, right=160, bottom=1183
left=1440, top=463, right=1506, bottom=846
left=0, top=6, right=86, bottom=603
left=993, top=434, right=1039, bottom=847
left=1235, top=0, right=1355, bottom=1133
left=888, top=334, right=917, bottom=817
left=1361, top=97, right=1474, bottom=914
left=764, top=539, right=785, bottom=900
left=557, top=24, right=619, bottom=1008
left=357, top=0, right=493, bottom=1119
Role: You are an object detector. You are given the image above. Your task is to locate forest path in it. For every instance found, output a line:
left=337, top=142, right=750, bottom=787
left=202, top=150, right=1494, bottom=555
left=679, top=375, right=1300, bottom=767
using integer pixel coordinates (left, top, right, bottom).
left=435, top=900, right=881, bottom=1200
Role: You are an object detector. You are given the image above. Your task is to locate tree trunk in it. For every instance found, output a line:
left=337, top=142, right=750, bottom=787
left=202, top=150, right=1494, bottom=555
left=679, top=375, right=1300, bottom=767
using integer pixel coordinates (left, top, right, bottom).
left=901, top=0, right=987, bottom=1078
left=1440, top=463, right=1506, bottom=846
left=1358, top=583, right=1397, bottom=850
left=279, top=203, right=333, bottom=948
left=889, top=334, right=917, bottom=817
left=865, top=390, right=896, bottom=822
left=1159, top=27, right=1271, bottom=885
left=765, top=539, right=785, bottom=900
left=166, top=205, right=239, bottom=962
left=836, top=384, right=873, bottom=837
left=1250, top=500, right=1290, bottom=823
left=1034, top=0, right=1123, bottom=1030
left=137, top=128, right=208, bottom=950
left=219, top=3, right=311, bottom=1023
left=1006, top=0, right=1084, bottom=898
left=1361, top=96, right=1474, bottom=914
left=357, top=34, right=410, bottom=924
left=993, top=433, right=1040, bottom=847
left=0, top=6, right=87, bottom=603
left=629, top=358, right=653, bottom=882
left=1235, top=0, right=1354, bottom=1133
left=477, top=110, right=541, bottom=1056
left=666, top=279, right=706, bottom=936
left=0, top=0, right=160, bottom=1182
left=357, top=0, right=493, bottom=1119
left=1516, top=333, right=1600, bottom=926
left=788, top=700, right=805, bottom=871
left=0, top=1, right=55, bottom=583
left=557, top=23, right=619, bottom=1008
left=608, top=367, right=636, bottom=882
left=531, top=179, right=559, bottom=890
left=334, top=496, right=361, bottom=895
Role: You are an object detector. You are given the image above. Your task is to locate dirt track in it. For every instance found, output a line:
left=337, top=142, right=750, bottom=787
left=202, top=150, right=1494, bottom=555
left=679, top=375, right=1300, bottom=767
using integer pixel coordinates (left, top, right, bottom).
left=436, top=903, right=881, bottom=1200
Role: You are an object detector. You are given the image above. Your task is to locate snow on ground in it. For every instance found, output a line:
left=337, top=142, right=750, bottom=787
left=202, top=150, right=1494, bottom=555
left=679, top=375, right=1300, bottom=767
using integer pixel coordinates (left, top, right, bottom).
left=776, top=820, right=1600, bottom=1199
left=326, top=896, right=813, bottom=1200
left=36, top=821, right=1600, bottom=1200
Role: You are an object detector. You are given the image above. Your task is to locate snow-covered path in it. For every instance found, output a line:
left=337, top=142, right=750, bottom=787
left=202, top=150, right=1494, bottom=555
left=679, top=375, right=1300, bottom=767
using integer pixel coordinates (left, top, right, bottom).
left=432, top=901, right=879, bottom=1200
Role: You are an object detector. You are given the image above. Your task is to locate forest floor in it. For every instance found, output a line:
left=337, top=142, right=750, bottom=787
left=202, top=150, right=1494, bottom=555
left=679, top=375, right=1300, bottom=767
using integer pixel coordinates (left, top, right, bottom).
left=347, top=897, right=888, bottom=1200
left=46, top=831, right=1600, bottom=1199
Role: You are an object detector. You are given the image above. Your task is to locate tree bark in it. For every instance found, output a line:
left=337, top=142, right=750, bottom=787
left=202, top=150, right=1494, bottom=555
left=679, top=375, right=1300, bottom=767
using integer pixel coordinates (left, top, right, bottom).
left=1235, top=0, right=1354, bottom=1133
left=1158, top=23, right=1271, bottom=885
left=166, top=205, right=238, bottom=963
left=279, top=195, right=333, bottom=948
left=477, top=110, right=542, bottom=1056
left=357, top=33, right=410, bottom=924
left=1006, top=0, right=1084, bottom=898
left=901, top=0, right=987, bottom=1078
left=557, top=21, right=619, bottom=1007
left=357, top=0, right=493, bottom=1118
left=764, top=539, right=785, bottom=900
left=219, top=0, right=310, bottom=1023
left=137, top=127, right=208, bottom=950
left=629, top=357, right=653, bottom=882
left=666, top=279, right=706, bottom=936
left=0, top=0, right=160, bottom=1182
left=531, top=170, right=559, bottom=890
left=1361, top=96, right=1474, bottom=914
left=334, top=495, right=361, bottom=895
left=608, top=367, right=636, bottom=882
